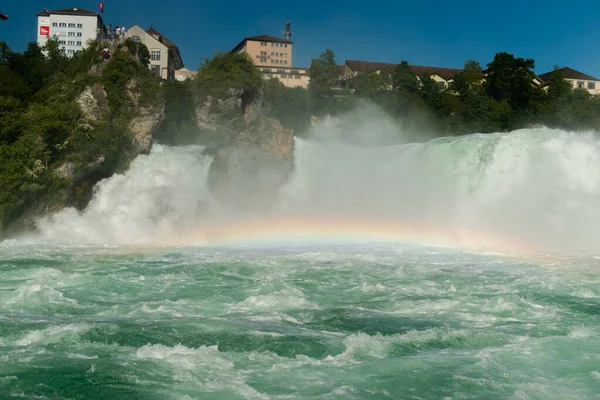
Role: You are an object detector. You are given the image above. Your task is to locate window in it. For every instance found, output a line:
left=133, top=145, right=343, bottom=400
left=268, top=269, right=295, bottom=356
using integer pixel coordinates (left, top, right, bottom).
left=68, top=41, right=75, bottom=45
left=588, top=82, right=596, bottom=90
left=270, top=52, right=274, bottom=56
left=271, top=42, right=274, bottom=47
left=52, top=22, right=57, bottom=27
left=76, top=41, right=82, bottom=45
left=68, top=49, right=75, bottom=54
left=578, top=81, right=585, bottom=88
left=132, top=35, right=141, bottom=42
left=150, top=49, right=161, bottom=61
left=295, top=75, right=301, bottom=79
left=76, top=32, right=82, bottom=36
left=68, top=32, right=76, bottom=36
left=438, top=81, right=446, bottom=89
left=151, top=65, right=160, bottom=76
left=68, top=23, right=76, bottom=27
left=281, top=74, right=287, bottom=78
left=284, top=44, right=288, bottom=48
left=277, top=69, right=284, bottom=73
left=271, top=60, right=274, bottom=64
left=284, top=60, right=288, bottom=65
left=58, top=40, right=66, bottom=45
left=276, top=52, right=279, bottom=57
left=59, top=22, right=66, bottom=27
left=77, top=23, right=82, bottom=28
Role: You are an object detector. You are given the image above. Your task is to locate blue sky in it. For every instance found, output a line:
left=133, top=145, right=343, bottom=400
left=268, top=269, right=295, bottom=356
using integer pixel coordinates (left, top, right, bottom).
left=0, top=0, right=598, bottom=76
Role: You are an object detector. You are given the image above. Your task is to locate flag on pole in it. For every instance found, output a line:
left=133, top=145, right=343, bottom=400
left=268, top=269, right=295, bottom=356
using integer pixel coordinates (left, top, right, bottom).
left=0, top=12, right=8, bottom=20
left=97, top=2, right=104, bottom=13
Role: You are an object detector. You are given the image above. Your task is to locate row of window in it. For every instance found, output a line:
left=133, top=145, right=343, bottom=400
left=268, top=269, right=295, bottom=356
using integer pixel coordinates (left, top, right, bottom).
left=52, top=22, right=83, bottom=28
left=58, top=40, right=82, bottom=46
left=259, top=51, right=288, bottom=58
left=51, top=31, right=83, bottom=37
left=265, top=72, right=302, bottom=79
left=261, top=68, right=306, bottom=74
left=260, top=41, right=288, bottom=48
left=571, top=80, right=596, bottom=90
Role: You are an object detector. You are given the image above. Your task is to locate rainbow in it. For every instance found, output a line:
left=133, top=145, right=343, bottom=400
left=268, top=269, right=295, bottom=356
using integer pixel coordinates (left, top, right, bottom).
left=157, top=214, right=544, bottom=257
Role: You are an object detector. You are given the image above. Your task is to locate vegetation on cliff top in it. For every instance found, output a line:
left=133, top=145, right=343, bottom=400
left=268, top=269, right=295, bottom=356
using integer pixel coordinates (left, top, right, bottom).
left=308, top=49, right=600, bottom=135
left=158, top=46, right=600, bottom=150
left=0, top=37, right=162, bottom=233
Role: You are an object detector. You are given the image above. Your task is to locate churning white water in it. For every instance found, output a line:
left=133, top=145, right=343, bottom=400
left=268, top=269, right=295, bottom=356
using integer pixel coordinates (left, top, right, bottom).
left=30, top=121, right=600, bottom=255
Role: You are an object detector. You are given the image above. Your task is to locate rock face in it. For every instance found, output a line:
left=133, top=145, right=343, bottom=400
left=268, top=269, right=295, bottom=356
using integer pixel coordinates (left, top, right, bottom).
left=76, top=83, right=110, bottom=122
left=202, top=89, right=295, bottom=212
left=129, top=104, right=164, bottom=155
left=195, top=88, right=244, bottom=131
left=127, top=79, right=165, bottom=155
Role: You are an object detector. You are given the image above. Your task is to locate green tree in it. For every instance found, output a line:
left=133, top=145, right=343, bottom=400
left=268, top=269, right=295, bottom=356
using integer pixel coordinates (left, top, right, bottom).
left=154, top=79, right=201, bottom=145
left=308, top=49, right=340, bottom=115
left=195, top=51, right=263, bottom=103
left=484, top=52, right=540, bottom=113
left=392, top=61, right=419, bottom=93
left=263, top=78, right=311, bottom=135
left=351, top=71, right=393, bottom=99
left=419, top=72, right=447, bottom=117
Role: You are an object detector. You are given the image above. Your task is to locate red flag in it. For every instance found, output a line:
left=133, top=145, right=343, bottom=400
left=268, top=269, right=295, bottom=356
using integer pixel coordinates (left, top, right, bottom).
left=97, top=2, right=104, bottom=13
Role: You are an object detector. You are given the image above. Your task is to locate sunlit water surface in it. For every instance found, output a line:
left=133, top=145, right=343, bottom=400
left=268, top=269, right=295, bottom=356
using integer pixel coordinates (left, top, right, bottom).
left=1, top=242, right=599, bottom=399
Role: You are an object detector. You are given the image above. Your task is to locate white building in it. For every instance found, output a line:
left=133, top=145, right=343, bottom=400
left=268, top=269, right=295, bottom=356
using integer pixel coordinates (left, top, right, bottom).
left=125, top=25, right=184, bottom=80
left=36, top=7, right=106, bottom=57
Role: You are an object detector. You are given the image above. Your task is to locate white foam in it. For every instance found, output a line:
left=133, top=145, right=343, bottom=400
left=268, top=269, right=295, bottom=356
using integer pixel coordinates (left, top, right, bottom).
left=13, top=122, right=600, bottom=254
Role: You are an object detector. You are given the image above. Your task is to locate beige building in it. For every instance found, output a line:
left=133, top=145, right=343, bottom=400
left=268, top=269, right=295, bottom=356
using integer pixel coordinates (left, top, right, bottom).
left=232, top=34, right=309, bottom=89
left=175, top=68, right=197, bottom=81
left=339, top=60, right=464, bottom=90
left=36, top=7, right=106, bottom=57
left=538, top=67, right=600, bottom=95
left=125, top=25, right=183, bottom=80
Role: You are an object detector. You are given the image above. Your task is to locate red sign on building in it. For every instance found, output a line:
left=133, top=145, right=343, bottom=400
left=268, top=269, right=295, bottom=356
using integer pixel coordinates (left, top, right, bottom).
left=40, top=26, right=50, bottom=36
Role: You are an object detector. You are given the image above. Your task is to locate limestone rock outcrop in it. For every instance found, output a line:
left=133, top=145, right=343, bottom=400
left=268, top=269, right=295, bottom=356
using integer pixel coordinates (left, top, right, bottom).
left=202, top=88, right=294, bottom=212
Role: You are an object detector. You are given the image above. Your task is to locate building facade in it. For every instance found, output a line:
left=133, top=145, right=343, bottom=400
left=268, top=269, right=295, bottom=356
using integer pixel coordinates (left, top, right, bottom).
left=232, top=34, right=309, bottom=89
left=538, top=67, right=600, bottom=95
left=125, top=25, right=184, bottom=81
left=36, top=7, right=106, bottom=57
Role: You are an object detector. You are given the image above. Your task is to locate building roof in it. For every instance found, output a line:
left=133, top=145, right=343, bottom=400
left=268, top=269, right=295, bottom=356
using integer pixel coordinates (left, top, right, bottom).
left=36, top=7, right=98, bottom=17
left=344, top=60, right=464, bottom=80
left=175, top=68, right=197, bottom=76
left=232, top=35, right=293, bottom=52
left=145, top=27, right=184, bottom=69
left=538, top=66, right=600, bottom=82
left=146, top=28, right=177, bottom=48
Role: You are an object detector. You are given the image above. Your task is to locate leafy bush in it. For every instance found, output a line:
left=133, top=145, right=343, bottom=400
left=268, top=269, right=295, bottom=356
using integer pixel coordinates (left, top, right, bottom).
left=195, top=51, right=263, bottom=103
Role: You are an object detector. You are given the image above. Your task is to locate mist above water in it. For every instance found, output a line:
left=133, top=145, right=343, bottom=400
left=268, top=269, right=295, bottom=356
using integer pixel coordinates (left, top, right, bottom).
left=30, top=103, right=600, bottom=254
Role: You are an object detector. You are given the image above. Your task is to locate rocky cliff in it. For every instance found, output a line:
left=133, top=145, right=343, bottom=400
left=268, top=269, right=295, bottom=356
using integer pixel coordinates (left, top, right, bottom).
left=0, top=40, right=165, bottom=238
left=196, top=87, right=295, bottom=212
